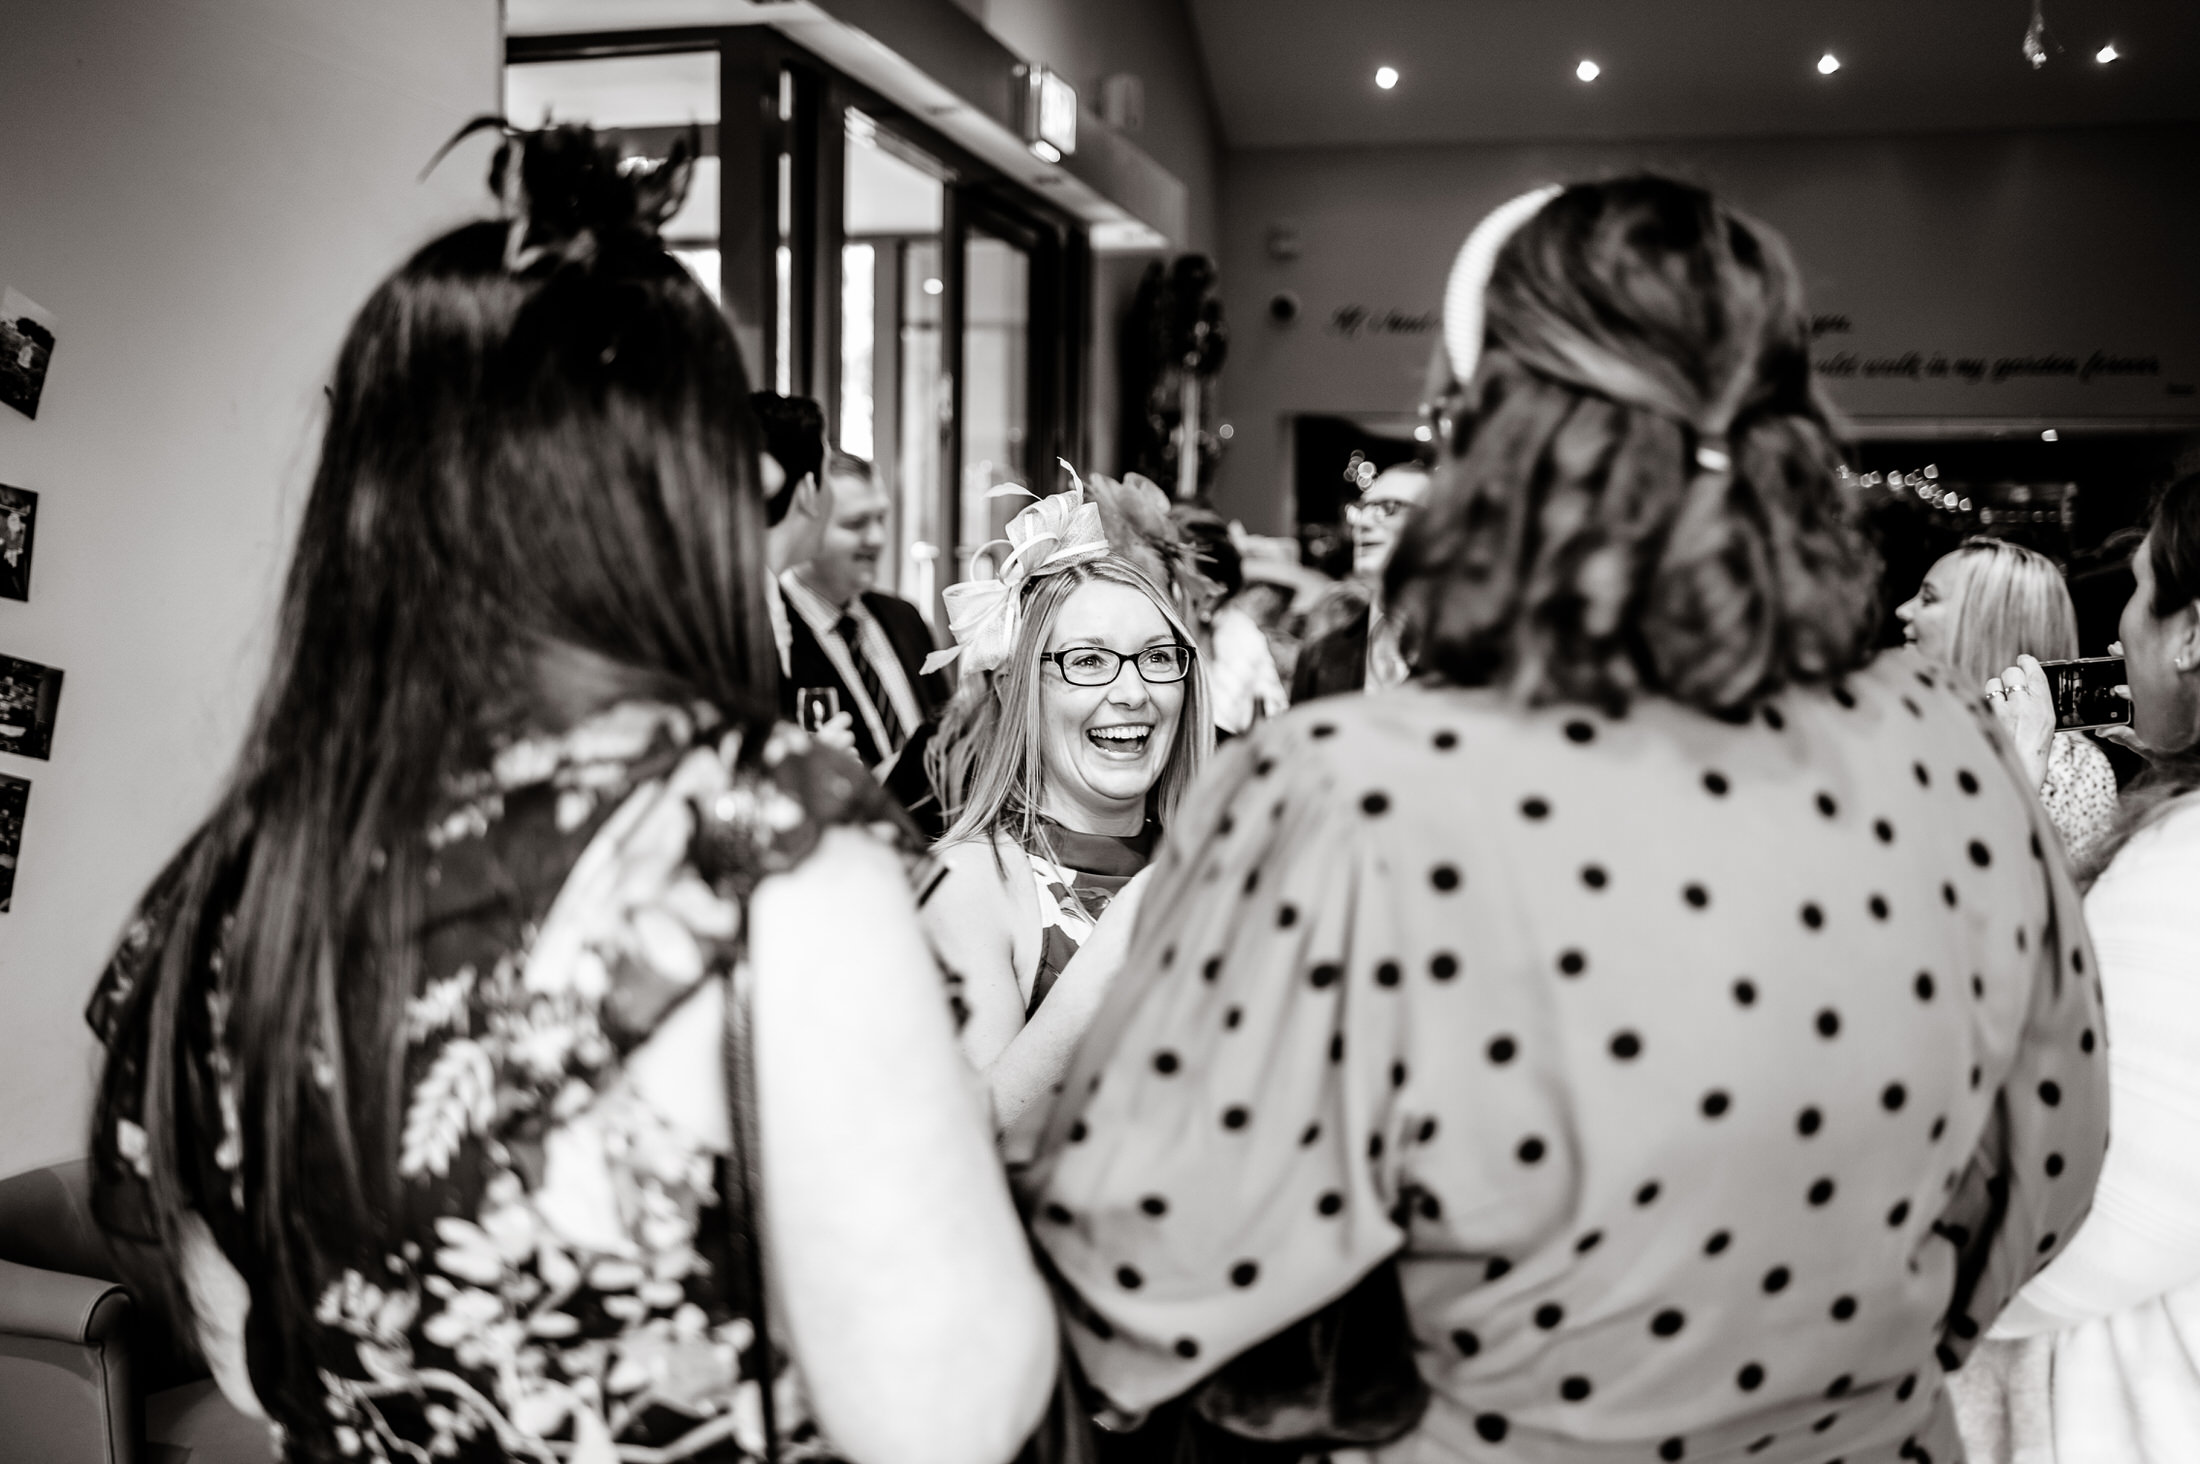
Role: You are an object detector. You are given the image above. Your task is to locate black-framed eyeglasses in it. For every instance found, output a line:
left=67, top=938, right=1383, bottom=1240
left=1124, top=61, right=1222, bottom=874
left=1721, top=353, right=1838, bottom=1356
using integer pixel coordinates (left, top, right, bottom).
left=1344, top=498, right=1413, bottom=528
left=1041, top=643, right=1196, bottom=687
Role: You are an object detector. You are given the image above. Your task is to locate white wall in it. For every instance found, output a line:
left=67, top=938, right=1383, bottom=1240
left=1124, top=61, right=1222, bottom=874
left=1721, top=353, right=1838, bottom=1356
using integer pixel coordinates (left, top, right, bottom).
left=0, top=0, right=501, bottom=1177
left=1213, top=125, right=2200, bottom=530
left=974, top=0, right=1222, bottom=255
left=949, top=0, right=1226, bottom=479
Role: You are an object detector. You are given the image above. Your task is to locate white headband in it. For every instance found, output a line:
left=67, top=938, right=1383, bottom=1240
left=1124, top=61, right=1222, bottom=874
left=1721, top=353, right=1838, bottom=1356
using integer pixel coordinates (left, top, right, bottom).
left=1441, top=185, right=1564, bottom=387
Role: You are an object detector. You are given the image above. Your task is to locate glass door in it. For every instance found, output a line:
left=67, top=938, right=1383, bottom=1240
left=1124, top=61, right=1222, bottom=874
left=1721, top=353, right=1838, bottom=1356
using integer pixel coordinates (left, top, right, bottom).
left=838, top=110, right=951, bottom=618
left=507, top=29, right=1090, bottom=629
left=959, top=225, right=1033, bottom=577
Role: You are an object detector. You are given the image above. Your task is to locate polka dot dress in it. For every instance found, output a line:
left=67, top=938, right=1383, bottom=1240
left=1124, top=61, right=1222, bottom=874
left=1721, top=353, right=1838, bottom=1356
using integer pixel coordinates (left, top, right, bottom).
left=2039, top=731, right=2118, bottom=869
left=1025, top=656, right=2107, bottom=1464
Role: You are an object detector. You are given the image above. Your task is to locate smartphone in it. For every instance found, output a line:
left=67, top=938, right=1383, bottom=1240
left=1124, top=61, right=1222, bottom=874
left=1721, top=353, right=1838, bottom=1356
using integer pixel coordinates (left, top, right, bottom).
left=795, top=685, right=841, bottom=733
left=2036, top=656, right=2130, bottom=732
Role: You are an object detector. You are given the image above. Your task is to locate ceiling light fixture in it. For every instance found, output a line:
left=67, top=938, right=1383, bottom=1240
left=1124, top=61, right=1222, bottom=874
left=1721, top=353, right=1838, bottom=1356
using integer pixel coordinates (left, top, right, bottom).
left=1817, top=53, right=1841, bottom=75
left=1375, top=65, right=1399, bottom=90
left=922, top=278, right=944, bottom=297
left=2095, top=42, right=2119, bottom=63
left=2041, top=428, right=2060, bottom=441
left=1575, top=59, right=1601, bottom=82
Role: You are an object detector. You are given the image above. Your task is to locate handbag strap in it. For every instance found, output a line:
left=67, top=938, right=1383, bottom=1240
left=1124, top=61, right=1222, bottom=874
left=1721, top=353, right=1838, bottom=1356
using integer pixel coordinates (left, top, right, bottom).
left=725, top=958, right=782, bottom=1464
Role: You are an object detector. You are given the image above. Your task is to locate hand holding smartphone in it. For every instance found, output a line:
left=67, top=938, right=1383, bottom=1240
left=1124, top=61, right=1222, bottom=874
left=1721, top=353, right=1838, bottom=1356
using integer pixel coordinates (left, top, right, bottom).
left=2034, top=656, right=2131, bottom=732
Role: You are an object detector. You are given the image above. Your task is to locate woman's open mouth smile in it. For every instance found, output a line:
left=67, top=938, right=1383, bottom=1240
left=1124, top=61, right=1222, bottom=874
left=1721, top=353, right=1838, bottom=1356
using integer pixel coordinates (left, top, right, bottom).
left=1086, top=723, right=1154, bottom=758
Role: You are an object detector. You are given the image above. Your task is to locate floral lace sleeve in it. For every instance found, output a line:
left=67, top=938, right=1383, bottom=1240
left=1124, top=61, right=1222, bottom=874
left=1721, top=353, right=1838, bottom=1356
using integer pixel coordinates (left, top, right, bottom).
left=88, top=708, right=924, bottom=1464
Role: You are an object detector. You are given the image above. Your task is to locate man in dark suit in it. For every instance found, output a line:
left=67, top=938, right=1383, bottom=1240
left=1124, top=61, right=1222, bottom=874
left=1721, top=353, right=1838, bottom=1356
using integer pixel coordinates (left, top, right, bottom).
left=1290, top=461, right=1430, bottom=703
left=781, top=449, right=952, bottom=773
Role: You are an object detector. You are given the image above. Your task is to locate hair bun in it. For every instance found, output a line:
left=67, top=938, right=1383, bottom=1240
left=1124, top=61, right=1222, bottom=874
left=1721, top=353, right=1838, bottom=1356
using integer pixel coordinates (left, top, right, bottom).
left=431, top=116, right=699, bottom=272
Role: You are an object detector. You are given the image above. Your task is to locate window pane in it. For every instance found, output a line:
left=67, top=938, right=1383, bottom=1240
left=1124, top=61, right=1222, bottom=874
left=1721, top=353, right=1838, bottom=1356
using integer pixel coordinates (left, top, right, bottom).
left=960, top=229, right=1031, bottom=572
left=901, top=240, right=947, bottom=617
left=842, top=110, right=950, bottom=619
left=839, top=242, right=876, bottom=460
left=671, top=248, right=722, bottom=306
left=505, top=51, right=719, bottom=130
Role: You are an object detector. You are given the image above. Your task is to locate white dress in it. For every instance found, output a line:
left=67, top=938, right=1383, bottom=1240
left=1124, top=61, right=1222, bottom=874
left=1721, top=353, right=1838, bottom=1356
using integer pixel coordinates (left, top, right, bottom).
left=1959, top=797, right=2200, bottom=1463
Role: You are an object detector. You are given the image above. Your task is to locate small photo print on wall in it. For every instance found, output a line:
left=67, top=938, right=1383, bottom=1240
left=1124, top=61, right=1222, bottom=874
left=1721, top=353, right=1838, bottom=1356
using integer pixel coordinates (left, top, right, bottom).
left=0, top=774, right=25, bottom=913
left=0, top=288, right=59, bottom=421
left=0, top=484, right=37, bottom=602
left=0, top=653, right=63, bottom=761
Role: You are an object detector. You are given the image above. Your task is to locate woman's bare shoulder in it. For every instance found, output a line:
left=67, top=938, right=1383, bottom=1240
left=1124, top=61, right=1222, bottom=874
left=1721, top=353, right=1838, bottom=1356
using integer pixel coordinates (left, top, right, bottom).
left=920, top=835, right=1025, bottom=917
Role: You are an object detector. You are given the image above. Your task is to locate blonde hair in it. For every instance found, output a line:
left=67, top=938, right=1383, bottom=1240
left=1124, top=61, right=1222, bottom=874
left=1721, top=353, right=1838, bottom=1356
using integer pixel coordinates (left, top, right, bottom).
left=933, top=557, right=1212, bottom=851
left=1936, top=537, right=2080, bottom=692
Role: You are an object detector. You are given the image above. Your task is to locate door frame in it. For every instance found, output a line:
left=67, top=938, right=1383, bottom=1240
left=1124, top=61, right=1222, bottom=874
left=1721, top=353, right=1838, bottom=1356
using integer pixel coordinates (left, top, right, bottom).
left=506, top=25, right=1093, bottom=623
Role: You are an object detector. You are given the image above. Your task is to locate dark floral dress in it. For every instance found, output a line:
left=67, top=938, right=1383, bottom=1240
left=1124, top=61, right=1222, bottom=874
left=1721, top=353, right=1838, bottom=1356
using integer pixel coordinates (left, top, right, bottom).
left=88, top=702, right=918, bottom=1463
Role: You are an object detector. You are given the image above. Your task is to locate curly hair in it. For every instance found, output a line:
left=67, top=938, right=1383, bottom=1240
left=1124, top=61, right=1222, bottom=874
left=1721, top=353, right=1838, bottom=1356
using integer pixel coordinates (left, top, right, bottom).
left=1385, top=175, right=1881, bottom=715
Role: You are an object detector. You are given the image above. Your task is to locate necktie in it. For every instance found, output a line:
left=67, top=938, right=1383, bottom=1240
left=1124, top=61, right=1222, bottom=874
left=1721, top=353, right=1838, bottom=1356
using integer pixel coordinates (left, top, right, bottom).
left=836, top=613, right=903, bottom=753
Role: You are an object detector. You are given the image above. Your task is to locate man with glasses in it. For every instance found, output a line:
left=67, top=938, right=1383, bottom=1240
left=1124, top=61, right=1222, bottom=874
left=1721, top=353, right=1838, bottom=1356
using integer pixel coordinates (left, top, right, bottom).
left=1290, top=460, right=1430, bottom=702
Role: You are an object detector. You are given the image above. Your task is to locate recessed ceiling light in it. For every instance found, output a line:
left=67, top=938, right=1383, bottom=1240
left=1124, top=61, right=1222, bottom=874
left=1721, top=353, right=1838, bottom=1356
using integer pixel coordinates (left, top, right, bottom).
left=2041, top=428, right=2060, bottom=441
left=2095, top=43, right=2120, bottom=63
left=1817, top=53, right=1842, bottom=75
left=1375, top=65, right=1399, bottom=90
left=922, top=278, right=944, bottom=296
left=1576, top=59, right=1601, bottom=83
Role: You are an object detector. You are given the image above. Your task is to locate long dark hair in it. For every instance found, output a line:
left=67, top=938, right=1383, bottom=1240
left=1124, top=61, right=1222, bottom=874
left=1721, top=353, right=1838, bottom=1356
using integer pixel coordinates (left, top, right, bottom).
left=2082, top=472, right=2200, bottom=882
left=1387, top=176, right=1879, bottom=714
left=93, top=125, right=774, bottom=1406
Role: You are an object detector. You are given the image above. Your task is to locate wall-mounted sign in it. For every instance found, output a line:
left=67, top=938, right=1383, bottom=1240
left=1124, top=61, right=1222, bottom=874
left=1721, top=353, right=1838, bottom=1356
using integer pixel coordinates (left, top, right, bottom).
left=1020, top=66, right=1077, bottom=161
left=1327, top=305, right=1438, bottom=339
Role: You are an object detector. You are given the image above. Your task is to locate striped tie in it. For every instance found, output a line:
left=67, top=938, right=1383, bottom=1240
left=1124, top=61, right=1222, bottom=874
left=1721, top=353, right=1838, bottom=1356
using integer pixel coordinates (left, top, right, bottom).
left=837, top=614, right=903, bottom=754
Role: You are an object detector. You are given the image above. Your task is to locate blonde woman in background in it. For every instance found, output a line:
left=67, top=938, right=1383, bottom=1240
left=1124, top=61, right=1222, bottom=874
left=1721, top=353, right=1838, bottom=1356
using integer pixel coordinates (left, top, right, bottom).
left=919, top=480, right=1212, bottom=1159
left=1897, top=536, right=2118, bottom=861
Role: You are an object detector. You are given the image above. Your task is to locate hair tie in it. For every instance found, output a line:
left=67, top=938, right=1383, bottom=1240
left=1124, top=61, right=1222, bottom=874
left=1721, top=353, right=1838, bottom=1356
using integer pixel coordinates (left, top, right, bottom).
left=1442, top=185, right=1565, bottom=386
left=921, top=460, right=1112, bottom=679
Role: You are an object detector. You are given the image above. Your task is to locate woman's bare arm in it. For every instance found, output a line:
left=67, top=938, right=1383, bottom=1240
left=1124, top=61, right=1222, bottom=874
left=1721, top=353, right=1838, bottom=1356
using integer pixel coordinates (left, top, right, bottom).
left=919, top=841, right=1030, bottom=1078
left=985, top=869, right=1150, bottom=1153
left=750, top=827, right=1056, bottom=1464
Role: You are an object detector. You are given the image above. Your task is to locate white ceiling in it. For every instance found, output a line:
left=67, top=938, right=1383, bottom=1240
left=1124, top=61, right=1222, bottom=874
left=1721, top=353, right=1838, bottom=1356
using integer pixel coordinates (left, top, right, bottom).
left=1185, top=0, right=2200, bottom=148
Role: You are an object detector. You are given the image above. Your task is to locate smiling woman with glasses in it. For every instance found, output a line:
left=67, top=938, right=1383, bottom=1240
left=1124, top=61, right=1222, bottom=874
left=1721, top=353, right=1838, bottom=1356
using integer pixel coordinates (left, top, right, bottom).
left=916, top=488, right=1212, bottom=1159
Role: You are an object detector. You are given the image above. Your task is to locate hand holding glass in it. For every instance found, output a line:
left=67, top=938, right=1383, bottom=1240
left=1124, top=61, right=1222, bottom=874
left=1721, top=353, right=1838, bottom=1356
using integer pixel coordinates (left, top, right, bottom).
left=796, top=686, right=841, bottom=732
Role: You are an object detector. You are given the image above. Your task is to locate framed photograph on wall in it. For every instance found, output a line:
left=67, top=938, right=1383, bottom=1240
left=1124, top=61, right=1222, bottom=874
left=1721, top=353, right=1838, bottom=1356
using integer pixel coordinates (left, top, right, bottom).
left=0, top=288, right=58, bottom=421
left=0, top=653, right=63, bottom=761
left=0, top=484, right=37, bottom=602
left=0, top=774, right=25, bottom=913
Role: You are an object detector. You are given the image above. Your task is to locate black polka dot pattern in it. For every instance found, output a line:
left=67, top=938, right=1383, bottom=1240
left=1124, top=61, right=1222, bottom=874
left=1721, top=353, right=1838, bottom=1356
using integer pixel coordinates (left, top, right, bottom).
left=1021, top=661, right=2109, bottom=1453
